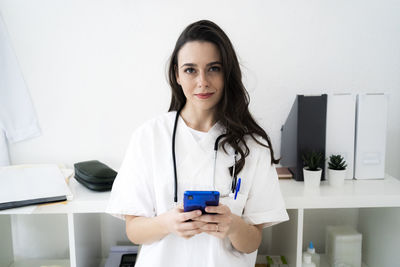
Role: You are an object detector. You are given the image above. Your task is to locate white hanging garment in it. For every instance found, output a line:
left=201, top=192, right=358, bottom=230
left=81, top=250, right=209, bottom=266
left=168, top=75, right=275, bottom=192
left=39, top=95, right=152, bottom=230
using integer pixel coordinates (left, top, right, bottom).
left=0, top=14, right=41, bottom=166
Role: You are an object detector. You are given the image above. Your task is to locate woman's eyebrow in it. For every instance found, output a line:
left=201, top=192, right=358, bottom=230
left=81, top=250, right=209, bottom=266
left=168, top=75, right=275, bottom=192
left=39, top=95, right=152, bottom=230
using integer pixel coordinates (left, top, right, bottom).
left=206, top=61, right=222, bottom=66
left=180, top=61, right=222, bottom=68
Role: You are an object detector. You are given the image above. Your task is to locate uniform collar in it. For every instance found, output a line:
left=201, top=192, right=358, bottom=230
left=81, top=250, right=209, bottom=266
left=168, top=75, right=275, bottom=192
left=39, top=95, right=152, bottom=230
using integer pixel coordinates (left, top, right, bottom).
left=177, top=114, right=225, bottom=152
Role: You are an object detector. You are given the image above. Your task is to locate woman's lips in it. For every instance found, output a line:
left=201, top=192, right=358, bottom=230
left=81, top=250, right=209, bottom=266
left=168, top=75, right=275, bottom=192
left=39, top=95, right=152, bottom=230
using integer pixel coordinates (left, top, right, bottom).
left=195, top=93, right=214, bottom=99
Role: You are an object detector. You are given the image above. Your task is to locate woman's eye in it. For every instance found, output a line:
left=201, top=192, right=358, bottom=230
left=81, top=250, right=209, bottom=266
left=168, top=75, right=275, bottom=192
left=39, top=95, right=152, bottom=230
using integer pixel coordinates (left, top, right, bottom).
left=184, top=68, right=195, bottom=74
left=209, top=66, right=221, bottom=72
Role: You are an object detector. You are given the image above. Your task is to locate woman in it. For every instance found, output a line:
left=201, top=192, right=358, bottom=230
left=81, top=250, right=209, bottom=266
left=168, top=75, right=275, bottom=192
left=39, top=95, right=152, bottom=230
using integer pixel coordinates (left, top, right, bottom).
left=107, top=20, right=288, bottom=267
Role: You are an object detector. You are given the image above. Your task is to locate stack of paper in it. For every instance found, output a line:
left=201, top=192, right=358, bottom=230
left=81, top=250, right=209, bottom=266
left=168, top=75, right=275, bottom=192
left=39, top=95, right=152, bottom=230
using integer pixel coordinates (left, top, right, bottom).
left=0, top=164, right=73, bottom=210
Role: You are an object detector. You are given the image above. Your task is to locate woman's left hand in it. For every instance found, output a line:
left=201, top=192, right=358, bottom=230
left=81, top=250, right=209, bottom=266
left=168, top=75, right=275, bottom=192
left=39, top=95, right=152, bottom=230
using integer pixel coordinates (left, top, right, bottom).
left=193, top=204, right=235, bottom=239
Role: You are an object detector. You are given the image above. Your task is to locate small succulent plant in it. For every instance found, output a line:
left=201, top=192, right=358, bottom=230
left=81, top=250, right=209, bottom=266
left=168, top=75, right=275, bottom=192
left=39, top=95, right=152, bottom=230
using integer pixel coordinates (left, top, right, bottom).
left=302, top=151, right=323, bottom=171
left=328, top=154, right=347, bottom=170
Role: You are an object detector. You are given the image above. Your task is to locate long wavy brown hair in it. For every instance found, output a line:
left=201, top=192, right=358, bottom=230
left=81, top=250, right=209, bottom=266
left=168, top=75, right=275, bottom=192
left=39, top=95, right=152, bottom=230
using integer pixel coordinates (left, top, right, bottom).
left=168, top=20, right=279, bottom=175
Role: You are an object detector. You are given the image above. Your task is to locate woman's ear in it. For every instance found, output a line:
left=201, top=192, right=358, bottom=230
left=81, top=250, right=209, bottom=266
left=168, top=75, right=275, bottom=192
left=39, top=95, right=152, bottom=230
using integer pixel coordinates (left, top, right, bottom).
left=174, top=65, right=181, bottom=85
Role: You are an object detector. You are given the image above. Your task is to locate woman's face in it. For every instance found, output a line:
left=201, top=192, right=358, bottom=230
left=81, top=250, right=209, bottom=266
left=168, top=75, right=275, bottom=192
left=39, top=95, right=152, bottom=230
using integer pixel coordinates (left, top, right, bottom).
left=175, top=41, right=224, bottom=113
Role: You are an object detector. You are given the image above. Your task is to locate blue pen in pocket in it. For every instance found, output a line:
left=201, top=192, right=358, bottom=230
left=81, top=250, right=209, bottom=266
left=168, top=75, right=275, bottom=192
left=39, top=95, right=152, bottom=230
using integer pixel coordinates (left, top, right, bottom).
left=234, top=178, right=241, bottom=200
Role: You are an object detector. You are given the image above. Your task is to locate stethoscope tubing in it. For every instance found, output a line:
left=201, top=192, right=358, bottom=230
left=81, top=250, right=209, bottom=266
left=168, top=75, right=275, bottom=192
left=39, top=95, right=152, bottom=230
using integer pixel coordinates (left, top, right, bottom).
left=172, top=109, right=237, bottom=203
left=171, top=108, right=181, bottom=203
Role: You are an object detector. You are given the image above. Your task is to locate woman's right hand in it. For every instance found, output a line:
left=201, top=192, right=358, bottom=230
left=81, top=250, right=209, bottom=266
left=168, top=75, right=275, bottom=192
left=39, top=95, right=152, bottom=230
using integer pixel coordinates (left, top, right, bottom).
left=159, top=206, right=205, bottom=239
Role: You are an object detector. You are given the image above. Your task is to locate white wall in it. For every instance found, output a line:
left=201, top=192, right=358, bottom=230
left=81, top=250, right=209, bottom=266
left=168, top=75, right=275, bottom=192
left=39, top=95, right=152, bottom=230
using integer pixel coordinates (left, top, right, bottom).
left=1, top=0, right=400, bottom=263
left=2, top=0, right=399, bottom=176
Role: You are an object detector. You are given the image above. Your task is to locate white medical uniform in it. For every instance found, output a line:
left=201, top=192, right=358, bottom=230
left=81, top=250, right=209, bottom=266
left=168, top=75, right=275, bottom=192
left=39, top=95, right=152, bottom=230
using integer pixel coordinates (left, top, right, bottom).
left=107, top=112, right=289, bottom=267
left=0, top=14, right=41, bottom=166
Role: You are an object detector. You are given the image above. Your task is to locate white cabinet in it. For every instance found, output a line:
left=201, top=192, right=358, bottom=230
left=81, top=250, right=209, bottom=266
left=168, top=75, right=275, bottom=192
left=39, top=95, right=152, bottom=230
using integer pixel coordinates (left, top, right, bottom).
left=261, top=175, right=400, bottom=267
left=1, top=175, right=400, bottom=267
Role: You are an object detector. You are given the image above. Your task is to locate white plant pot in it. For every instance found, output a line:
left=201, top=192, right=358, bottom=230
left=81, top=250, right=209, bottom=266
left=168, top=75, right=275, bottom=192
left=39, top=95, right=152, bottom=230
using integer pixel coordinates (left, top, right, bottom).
left=303, top=168, right=322, bottom=188
left=328, top=168, right=347, bottom=187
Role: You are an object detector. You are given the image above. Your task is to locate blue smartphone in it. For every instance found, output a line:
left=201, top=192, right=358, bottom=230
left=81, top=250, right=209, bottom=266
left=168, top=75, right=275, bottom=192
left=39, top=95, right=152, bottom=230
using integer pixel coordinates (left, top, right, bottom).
left=183, top=190, right=220, bottom=214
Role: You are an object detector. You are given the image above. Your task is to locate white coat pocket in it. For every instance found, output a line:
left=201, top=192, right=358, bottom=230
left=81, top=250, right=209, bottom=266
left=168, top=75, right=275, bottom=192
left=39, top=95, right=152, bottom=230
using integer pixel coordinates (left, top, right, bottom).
left=219, top=193, right=247, bottom=216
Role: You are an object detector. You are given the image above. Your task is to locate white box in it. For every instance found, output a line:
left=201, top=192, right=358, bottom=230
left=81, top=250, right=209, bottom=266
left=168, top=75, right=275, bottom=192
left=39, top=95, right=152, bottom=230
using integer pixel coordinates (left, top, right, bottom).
left=326, top=225, right=362, bottom=267
left=354, top=93, right=388, bottom=179
left=325, top=94, right=356, bottom=179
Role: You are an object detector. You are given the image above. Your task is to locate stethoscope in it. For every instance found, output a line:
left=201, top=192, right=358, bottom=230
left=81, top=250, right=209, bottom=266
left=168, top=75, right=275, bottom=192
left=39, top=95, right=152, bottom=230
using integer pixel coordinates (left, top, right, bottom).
left=172, top=109, right=238, bottom=203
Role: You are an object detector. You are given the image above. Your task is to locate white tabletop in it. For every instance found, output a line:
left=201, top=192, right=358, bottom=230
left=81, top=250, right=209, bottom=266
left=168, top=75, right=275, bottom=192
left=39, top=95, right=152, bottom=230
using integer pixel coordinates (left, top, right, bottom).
left=280, top=174, right=400, bottom=209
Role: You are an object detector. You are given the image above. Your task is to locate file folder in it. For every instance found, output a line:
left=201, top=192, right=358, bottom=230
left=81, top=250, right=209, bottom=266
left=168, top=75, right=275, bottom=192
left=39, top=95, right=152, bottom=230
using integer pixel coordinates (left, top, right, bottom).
left=325, top=94, right=356, bottom=179
left=354, top=93, right=388, bottom=179
left=281, top=94, right=327, bottom=181
left=0, top=164, right=73, bottom=211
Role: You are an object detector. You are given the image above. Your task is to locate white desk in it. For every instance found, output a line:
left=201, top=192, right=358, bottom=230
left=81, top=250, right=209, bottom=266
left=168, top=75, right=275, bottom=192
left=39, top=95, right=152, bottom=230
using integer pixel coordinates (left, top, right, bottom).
left=1, top=174, right=400, bottom=267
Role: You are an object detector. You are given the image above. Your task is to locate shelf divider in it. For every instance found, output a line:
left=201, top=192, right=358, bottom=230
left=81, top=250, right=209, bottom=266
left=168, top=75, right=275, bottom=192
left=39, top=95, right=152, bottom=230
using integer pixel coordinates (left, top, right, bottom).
left=68, top=213, right=77, bottom=267
left=296, top=209, right=304, bottom=267
left=267, top=209, right=302, bottom=267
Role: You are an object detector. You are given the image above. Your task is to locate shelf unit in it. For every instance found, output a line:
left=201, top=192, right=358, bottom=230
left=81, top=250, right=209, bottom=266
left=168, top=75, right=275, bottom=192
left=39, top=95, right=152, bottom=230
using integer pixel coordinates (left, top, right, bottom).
left=1, top=174, right=400, bottom=267
left=265, top=175, right=400, bottom=267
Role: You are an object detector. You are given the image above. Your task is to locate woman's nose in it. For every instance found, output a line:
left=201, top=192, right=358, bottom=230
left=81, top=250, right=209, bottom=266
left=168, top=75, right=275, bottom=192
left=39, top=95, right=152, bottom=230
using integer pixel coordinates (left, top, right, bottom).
left=197, top=71, right=209, bottom=88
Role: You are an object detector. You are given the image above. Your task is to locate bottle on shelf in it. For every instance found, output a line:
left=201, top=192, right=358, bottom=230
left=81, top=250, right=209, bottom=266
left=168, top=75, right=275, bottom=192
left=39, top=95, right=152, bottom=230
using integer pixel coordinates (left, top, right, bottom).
left=306, top=241, right=320, bottom=267
left=302, top=253, right=316, bottom=267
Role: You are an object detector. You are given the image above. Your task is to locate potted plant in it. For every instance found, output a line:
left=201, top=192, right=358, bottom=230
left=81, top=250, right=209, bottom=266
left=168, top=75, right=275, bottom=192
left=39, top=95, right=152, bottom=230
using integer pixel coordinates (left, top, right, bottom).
left=327, top=154, right=347, bottom=187
left=302, top=151, right=324, bottom=188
